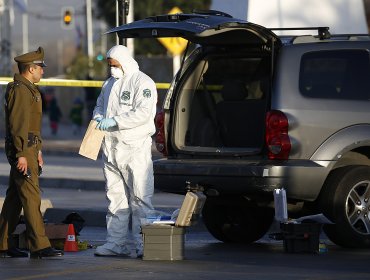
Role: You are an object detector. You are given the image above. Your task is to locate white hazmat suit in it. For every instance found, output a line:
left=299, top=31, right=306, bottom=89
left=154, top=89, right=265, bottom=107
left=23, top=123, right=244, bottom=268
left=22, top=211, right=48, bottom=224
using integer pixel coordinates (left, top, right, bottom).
left=93, top=45, right=157, bottom=257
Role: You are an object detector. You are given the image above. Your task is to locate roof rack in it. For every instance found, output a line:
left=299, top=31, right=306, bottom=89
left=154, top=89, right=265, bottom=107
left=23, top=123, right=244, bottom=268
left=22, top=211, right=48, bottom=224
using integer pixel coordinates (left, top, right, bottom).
left=329, top=34, right=370, bottom=39
left=192, top=9, right=232, bottom=18
left=269, top=27, right=331, bottom=40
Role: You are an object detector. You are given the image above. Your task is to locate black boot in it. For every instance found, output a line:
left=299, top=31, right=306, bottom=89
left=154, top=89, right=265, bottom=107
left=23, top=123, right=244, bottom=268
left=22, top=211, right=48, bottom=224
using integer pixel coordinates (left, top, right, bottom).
left=30, top=247, right=64, bottom=259
left=0, top=248, right=29, bottom=258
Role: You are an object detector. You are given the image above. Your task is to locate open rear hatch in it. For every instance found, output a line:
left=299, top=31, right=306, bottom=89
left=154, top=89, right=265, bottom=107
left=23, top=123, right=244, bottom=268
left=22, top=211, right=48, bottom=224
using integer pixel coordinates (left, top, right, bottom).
left=107, top=11, right=282, bottom=157
left=107, top=11, right=281, bottom=47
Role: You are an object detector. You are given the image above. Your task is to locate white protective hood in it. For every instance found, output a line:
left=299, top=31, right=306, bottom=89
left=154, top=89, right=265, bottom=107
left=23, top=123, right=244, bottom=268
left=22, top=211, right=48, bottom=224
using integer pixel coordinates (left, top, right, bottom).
left=106, top=45, right=139, bottom=76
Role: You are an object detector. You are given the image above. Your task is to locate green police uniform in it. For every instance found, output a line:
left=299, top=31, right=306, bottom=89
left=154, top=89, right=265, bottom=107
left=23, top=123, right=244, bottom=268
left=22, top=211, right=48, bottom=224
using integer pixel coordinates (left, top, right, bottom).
left=0, top=47, right=51, bottom=252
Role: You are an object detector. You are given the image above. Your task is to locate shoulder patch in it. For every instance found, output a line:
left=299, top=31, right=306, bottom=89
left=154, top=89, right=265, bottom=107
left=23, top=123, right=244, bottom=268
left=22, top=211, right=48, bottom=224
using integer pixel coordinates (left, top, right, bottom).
left=121, top=91, right=130, bottom=101
left=143, top=89, right=151, bottom=98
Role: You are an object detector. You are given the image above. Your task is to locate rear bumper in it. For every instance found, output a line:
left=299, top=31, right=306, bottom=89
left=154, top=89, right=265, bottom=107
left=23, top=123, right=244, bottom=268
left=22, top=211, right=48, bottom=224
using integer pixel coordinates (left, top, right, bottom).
left=153, top=158, right=332, bottom=201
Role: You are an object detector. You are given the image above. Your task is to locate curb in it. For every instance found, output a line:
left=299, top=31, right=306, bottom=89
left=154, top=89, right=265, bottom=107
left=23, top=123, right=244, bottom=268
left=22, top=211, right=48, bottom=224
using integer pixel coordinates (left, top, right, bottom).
left=44, top=208, right=107, bottom=227
left=0, top=176, right=105, bottom=191
left=0, top=140, right=81, bottom=157
left=44, top=207, right=208, bottom=231
left=43, top=207, right=179, bottom=227
left=0, top=140, right=187, bottom=229
left=0, top=140, right=163, bottom=158
left=0, top=198, right=53, bottom=215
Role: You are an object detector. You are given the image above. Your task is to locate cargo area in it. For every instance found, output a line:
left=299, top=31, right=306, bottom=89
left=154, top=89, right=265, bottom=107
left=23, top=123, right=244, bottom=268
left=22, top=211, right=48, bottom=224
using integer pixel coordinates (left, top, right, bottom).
left=172, top=52, right=270, bottom=154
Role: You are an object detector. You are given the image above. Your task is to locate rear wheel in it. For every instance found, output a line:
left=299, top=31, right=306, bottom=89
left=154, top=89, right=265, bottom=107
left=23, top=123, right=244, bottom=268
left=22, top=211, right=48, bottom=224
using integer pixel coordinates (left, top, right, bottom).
left=319, top=165, right=370, bottom=248
left=202, top=197, right=274, bottom=243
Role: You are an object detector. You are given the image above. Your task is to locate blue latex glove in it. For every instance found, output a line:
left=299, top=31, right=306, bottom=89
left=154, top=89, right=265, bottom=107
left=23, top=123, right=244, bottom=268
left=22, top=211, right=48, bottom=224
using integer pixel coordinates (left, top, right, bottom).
left=96, top=118, right=117, bottom=131
left=94, top=116, right=103, bottom=123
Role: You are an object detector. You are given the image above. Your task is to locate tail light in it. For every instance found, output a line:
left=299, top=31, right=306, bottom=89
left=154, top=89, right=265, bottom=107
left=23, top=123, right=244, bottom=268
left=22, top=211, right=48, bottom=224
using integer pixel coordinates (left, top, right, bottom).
left=265, top=110, right=291, bottom=160
left=155, top=110, right=168, bottom=156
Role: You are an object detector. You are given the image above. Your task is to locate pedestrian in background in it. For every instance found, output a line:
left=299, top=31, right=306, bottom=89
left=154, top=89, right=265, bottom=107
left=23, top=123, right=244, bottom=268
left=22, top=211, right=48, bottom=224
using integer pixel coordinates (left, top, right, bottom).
left=84, top=74, right=99, bottom=121
left=0, top=47, right=63, bottom=259
left=48, top=93, right=62, bottom=135
left=92, top=45, right=157, bottom=258
left=69, top=97, right=84, bottom=135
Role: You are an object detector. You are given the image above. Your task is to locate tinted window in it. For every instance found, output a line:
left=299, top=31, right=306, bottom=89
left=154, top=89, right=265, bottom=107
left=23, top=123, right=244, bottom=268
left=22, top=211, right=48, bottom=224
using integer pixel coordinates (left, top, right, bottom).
left=202, top=56, right=269, bottom=100
left=299, top=50, right=370, bottom=100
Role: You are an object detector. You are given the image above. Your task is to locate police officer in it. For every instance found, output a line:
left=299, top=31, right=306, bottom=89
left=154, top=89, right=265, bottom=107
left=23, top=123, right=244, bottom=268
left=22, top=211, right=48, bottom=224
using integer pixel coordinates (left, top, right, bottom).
left=0, top=47, right=63, bottom=258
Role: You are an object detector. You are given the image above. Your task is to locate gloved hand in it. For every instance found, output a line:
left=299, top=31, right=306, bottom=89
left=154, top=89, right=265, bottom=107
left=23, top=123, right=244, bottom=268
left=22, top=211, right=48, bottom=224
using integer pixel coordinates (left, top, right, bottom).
left=96, top=118, right=117, bottom=131
left=94, top=116, right=103, bottom=123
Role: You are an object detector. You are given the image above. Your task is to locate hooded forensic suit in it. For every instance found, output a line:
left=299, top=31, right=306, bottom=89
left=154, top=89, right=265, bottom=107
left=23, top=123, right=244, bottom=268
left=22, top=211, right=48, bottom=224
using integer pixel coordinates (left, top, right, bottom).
left=93, top=45, right=157, bottom=256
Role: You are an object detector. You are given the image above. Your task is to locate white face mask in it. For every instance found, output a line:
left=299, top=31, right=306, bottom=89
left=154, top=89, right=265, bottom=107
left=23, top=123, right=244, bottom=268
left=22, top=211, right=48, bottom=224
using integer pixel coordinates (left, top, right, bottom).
left=110, top=66, right=124, bottom=79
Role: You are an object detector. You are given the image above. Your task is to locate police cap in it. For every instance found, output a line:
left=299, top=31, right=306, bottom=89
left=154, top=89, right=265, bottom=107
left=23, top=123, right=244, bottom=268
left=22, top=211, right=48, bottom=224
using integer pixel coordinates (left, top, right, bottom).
left=14, top=47, right=47, bottom=67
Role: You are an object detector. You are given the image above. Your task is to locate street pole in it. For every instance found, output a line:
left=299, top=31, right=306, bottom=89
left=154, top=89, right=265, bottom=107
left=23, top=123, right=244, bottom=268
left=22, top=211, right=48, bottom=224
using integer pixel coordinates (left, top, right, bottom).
left=86, top=0, right=94, bottom=76
left=22, top=0, right=28, bottom=53
left=115, top=0, right=119, bottom=45
left=126, top=0, right=134, bottom=57
left=0, top=0, right=11, bottom=76
left=116, top=0, right=129, bottom=46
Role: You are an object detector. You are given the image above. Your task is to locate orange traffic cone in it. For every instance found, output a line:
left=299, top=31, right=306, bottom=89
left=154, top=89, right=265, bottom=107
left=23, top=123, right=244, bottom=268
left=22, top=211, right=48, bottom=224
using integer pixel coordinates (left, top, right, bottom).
left=64, top=224, right=78, bottom=252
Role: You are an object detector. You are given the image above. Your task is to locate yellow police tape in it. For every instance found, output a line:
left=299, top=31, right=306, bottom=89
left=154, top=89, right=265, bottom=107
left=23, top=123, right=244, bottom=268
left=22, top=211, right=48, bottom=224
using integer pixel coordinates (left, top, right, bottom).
left=0, top=77, right=170, bottom=89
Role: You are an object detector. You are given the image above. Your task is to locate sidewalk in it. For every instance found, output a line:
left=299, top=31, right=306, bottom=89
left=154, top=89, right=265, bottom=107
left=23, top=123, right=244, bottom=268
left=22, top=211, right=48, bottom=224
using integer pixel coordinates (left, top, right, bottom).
left=0, top=119, right=161, bottom=189
left=0, top=116, right=83, bottom=155
left=0, top=116, right=171, bottom=227
left=0, top=116, right=162, bottom=156
left=0, top=186, right=185, bottom=227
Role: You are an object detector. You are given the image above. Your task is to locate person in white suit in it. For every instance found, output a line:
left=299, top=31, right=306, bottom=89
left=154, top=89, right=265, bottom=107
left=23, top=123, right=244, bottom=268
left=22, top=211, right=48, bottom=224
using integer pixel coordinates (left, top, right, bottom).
left=92, top=45, right=157, bottom=258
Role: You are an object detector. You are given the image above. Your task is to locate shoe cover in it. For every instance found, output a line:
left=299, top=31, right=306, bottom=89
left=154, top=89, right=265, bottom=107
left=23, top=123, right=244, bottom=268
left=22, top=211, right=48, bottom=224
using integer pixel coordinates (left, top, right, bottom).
left=136, top=246, right=143, bottom=258
left=94, top=242, right=130, bottom=256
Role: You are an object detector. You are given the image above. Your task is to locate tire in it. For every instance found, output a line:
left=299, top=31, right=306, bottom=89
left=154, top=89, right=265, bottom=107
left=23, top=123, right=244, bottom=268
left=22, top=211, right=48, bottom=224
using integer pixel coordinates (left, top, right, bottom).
left=202, top=197, right=274, bottom=243
left=319, top=165, right=370, bottom=248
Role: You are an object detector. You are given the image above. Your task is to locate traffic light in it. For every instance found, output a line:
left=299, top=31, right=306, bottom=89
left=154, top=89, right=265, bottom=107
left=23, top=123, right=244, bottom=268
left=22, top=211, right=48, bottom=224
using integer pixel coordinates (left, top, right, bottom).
left=96, top=53, right=104, bottom=61
left=63, top=10, right=72, bottom=25
left=61, top=7, right=74, bottom=29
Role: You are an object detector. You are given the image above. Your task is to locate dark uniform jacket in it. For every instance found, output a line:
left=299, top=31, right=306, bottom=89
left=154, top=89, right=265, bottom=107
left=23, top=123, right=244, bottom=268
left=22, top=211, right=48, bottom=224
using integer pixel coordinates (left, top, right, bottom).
left=4, top=74, right=43, bottom=159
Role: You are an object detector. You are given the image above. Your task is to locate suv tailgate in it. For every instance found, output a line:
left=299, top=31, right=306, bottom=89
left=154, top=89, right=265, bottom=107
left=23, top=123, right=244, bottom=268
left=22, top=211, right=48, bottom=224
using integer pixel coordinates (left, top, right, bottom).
left=107, top=13, right=280, bottom=46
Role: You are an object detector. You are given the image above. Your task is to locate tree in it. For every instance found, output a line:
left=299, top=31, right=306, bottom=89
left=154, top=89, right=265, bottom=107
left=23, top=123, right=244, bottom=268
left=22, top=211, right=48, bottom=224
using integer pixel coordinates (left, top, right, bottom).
left=96, top=0, right=211, bottom=55
left=65, top=50, right=107, bottom=80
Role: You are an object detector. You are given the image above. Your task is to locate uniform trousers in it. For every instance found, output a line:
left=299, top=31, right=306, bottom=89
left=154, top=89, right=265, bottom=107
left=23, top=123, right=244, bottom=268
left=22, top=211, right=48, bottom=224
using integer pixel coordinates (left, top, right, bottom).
left=0, top=145, right=50, bottom=252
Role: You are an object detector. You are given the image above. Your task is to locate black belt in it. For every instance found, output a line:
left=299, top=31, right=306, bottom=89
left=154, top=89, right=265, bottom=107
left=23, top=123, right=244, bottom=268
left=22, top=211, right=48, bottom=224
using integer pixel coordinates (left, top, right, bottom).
left=5, top=133, right=40, bottom=146
left=28, top=133, right=40, bottom=146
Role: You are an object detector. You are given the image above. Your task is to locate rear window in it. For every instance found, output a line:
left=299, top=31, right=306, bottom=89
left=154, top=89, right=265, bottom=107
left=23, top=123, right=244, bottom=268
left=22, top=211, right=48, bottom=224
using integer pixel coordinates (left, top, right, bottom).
left=173, top=54, right=269, bottom=152
left=299, top=50, right=370, bottom=100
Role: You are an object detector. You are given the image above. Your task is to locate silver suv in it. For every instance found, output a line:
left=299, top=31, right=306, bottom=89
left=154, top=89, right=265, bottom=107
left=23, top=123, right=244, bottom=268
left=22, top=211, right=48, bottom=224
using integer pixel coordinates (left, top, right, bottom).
left=109, top=11, right=370, bottom=248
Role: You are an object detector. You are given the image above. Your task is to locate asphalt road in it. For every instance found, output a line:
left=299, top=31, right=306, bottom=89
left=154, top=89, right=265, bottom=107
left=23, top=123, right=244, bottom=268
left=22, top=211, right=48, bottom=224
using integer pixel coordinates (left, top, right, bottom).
left=1, top=228, right=370, bottom=280
left=1, top=123, right=370, bottom=279
left=1, top=163, right=370, bottom=280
